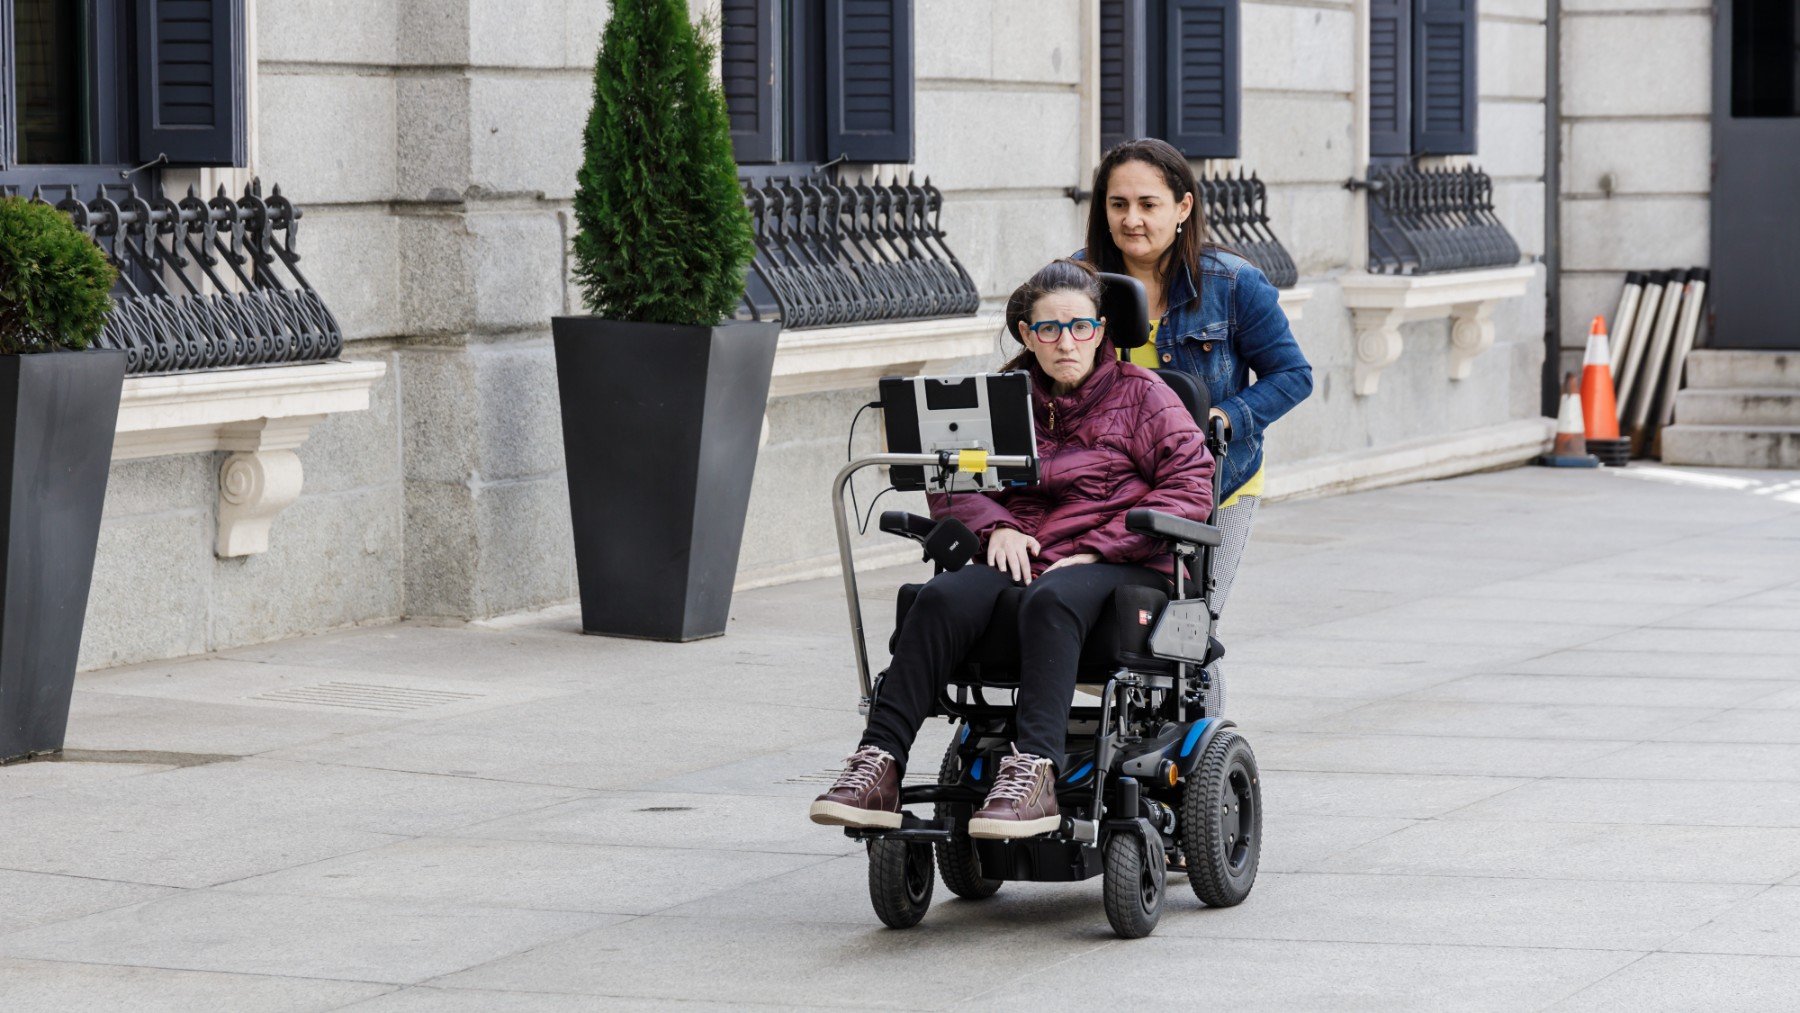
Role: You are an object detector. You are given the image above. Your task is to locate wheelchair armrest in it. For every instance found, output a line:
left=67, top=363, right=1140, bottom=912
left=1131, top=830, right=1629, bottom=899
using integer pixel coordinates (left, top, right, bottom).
left=879, top=511, right=976, bottom=571
left=1126, top=508, right=1222, bottom=549
left=879, top=511, right=935, bottom=541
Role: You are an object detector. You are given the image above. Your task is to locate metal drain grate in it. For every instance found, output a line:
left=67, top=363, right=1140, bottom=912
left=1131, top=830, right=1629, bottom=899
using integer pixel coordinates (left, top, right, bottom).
left=250, top=681, right=485, bottom=713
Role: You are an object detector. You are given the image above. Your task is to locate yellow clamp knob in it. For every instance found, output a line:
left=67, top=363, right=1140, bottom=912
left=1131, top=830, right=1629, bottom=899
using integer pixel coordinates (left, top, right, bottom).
left=956, top=449, right=989, bottom=474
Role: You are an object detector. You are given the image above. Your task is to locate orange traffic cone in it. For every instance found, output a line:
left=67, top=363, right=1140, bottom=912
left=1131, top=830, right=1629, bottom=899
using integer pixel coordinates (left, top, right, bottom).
left=1581, top=317, right=1619, bottom=438
left=1580, top=315, right=1630, bottom=467
left=1538, top=372, right=1600, bottom=468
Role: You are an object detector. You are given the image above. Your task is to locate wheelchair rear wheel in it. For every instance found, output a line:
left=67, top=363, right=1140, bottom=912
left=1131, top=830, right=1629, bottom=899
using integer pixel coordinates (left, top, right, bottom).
left=868, top=837, right=934, bottom=929
left=1179, top=729, right=1262, bottom=907
left=934, top=735, right=1002, bottom=899
left=1102, top=827, right=1166, bottom=939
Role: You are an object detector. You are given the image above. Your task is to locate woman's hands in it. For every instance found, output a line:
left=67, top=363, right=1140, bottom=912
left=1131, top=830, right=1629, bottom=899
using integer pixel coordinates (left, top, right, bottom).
left=987, top=527, right=1040, bottom=584
left=1043, top=552, right=1101, bottom=573
left=988, top=530, right=1104, bottom=583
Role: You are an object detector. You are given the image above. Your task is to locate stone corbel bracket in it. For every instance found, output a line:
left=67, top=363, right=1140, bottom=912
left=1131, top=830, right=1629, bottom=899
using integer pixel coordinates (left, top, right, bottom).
left=1277, top=285, right=1314, bottom=324
left=1338, top=265, right=1537, bottom=396
left=112, top=360, right=389, bottom=557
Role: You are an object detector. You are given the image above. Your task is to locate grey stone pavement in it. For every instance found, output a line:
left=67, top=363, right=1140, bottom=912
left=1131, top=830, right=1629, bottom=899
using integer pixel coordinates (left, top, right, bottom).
left=4, top=465, right=1800, bottom=1011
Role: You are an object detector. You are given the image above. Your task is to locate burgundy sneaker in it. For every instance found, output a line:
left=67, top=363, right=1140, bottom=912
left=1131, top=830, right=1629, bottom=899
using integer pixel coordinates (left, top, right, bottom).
left=967, top=747, right=1060, bottom=839
left=808, top=746, right=903, bottom=829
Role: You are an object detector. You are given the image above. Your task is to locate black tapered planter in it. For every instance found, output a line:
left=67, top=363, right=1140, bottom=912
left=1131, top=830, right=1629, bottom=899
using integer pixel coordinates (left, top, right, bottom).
left=552, top=317, right=780, bottom=641
left=0, top=350, right=127, bottom=763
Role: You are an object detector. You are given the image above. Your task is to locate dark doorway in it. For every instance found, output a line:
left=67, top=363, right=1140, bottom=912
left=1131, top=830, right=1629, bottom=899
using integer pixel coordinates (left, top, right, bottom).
left=1711, top=0, right=1800, bottom=349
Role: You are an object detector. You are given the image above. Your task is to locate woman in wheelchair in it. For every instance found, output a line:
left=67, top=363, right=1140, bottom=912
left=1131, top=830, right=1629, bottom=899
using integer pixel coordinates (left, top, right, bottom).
left=810, top=258, right=1215, bottom=840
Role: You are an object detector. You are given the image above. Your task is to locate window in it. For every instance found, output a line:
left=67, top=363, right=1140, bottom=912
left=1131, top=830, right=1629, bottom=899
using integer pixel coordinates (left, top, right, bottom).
left=0, top=0, right=245, bottom=188
left=1100, top=0, right=1240, bottom=159
left=722, top=0, right=915, bottom=167
left=1369, top=0, right=1477, bottom=158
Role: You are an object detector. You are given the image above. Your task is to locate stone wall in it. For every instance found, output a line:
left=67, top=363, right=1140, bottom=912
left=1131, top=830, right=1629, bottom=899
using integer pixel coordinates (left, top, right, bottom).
left=81, top=0, right=1559, bottom=669
left=80, top=0, right=605, bottom=667
left=1217, top=0, right=1549, bottom=473
left=1556, top=0, right=1711, bottom=375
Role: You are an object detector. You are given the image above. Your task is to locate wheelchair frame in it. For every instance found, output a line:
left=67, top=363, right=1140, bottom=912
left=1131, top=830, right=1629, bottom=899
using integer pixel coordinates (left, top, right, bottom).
left=826, top=416, right=1261, bottom=938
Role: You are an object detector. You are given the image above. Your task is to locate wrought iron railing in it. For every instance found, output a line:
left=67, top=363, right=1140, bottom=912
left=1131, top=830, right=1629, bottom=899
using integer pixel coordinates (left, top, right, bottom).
left=1196, top=169, right=1298, bottom=289
left=11, top=180, right=342, bottom=375
left=739, top=173, right=980, bottom=330
left=1363, top=164, right=1520, bottom=275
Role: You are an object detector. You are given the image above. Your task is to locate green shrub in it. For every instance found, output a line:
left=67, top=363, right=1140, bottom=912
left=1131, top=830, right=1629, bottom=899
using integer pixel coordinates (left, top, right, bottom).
left=0, top=197, right=116, bottom=355
left=572, top=0, right=754, bottom=326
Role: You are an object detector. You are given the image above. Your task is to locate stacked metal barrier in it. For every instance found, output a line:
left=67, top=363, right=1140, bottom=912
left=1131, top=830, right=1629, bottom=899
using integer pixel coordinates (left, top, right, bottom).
left=1364, top=164, right=1520, bottom=275
left=739, top=173, right=980, bottom=330
left=16, top=180, right=342, bottom=376
left=1196, top=169, right=1299, bottom=289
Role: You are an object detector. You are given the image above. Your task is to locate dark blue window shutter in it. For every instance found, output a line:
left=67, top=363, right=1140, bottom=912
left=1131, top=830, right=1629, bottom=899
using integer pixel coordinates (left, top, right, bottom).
left=1162, top=0, right=1239, bottom=159
left=135, top=0, right=246, bottom=167
left=1099, top=0, right=1148, bottom=153
left=722, top=0, right=777, bottom=164
left=0, top=1, right=14, bottom=171
left=1369, top=0, right=1412, bottom=157
left=1412, top=0, right=1477, bottom=155
left=824, top=0, right=915, bottom=163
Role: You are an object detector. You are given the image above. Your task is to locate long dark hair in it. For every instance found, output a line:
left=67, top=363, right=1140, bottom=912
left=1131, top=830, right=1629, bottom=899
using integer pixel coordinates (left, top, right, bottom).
left=1001, top=258, right=1106, bottom=372
left=1083, top=138, right=1208, bottom=297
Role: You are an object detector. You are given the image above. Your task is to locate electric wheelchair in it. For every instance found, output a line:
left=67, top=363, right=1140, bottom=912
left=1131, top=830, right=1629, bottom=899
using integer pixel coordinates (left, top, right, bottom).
left=826, top=274, right=1262, bottom=939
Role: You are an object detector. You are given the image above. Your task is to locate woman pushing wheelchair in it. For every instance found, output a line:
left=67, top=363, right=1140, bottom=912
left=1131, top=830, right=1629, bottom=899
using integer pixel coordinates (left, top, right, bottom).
left=1080, top=138, right=1313, bottom=716
left=810, top=257, right=1217, bottom=840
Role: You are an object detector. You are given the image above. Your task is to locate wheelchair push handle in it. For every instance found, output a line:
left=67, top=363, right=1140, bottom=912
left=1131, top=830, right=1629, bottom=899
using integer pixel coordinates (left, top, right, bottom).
left=1207, top=413, right=1231, bottom=455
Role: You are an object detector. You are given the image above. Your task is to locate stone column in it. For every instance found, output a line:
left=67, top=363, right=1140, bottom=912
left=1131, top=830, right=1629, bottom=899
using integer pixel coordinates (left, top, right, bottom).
left=392, top=0, right=605, bottom=617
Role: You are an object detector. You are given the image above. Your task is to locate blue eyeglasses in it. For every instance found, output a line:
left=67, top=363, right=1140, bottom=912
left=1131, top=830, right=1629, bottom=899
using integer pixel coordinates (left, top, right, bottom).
left=1026, top=317, right=1104, bottom=343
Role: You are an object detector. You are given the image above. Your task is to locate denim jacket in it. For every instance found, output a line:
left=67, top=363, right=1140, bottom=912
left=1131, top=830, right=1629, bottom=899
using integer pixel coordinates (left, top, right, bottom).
left=1076, top=248, right=1313, bottom=499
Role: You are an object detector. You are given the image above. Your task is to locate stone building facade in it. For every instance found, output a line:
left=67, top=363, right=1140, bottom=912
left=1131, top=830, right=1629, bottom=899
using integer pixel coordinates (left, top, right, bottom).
left=34, top=0, right=1710, bottom=669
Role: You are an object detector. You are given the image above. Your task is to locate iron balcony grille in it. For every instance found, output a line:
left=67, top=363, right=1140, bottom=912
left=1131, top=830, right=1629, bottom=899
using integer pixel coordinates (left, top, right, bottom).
left=739, top=173, right=980, bottom=330
left=1364, top=164, right=1521, bottom=275
left=12, top=180, right=343, bottom=376
left=1197, top=169, right=1298, bottom=289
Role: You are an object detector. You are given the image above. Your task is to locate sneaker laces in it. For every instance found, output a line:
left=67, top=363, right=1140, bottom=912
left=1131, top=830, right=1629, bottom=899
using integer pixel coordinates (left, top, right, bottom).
left=830, top=746, right=891, bottom=793
left=985, top=747, right=1048, bottom=803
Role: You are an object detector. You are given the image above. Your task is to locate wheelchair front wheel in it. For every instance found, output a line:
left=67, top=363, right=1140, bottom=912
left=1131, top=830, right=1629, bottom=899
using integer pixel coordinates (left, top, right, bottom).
left=868, top=837, right=934, bottom=929
left=1179, top=729, right=1262, bottom=907
left=1102, top=827, right=1166, bottom=938
left=934, top=735, right=1002, bottom=900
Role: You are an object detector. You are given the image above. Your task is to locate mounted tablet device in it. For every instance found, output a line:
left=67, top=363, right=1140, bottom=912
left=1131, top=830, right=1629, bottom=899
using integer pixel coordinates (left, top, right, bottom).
left=878, top=371, right=1039, bottom=493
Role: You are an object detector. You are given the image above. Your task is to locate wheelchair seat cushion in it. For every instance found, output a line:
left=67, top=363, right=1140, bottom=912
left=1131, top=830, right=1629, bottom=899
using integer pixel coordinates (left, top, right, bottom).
left=890, top=582, right=1175, bottom=681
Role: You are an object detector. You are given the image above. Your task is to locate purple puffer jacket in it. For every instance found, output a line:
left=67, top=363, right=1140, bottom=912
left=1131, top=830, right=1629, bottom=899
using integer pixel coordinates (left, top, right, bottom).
left=927, top=349, right=1215, bottom=579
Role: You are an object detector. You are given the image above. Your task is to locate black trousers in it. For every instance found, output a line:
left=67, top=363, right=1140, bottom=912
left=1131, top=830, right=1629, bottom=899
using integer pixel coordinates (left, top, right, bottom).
left=859, top=562, right=1168, bottom=772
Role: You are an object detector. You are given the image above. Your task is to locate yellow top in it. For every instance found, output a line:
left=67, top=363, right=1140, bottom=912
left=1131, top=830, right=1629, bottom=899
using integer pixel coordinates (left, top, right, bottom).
left=1131, top=320, right=1265, bottom=510
left=1128, top=320, right=1163, bottom=369
left=1220, top=463, right=1263, bottom=510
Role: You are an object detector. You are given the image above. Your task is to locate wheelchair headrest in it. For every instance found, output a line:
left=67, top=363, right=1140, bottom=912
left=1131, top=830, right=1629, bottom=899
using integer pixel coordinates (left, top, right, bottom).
left=1097, top=272, right=1151, bottom=351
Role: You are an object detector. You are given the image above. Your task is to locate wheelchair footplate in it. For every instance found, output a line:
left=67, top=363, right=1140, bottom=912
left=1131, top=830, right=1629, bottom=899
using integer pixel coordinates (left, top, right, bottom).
left=843, top=812, right=956, bottom=844
left=849, top=813, right=1101, bottom=852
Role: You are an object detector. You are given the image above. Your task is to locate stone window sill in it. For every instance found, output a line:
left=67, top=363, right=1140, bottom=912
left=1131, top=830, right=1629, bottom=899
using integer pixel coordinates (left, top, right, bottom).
left=769, top=290, right=1315, bottom=400
left=769, top=316, right=1000, bottom=398
left=113, top=359, right=389, bottom=557
left=1338, top=265, right=1536, bottom=396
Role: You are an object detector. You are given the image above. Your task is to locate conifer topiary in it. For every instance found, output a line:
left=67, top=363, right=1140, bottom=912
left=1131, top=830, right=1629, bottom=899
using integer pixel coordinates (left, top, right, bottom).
left=573, top=0, right=753, bottom=326
left=0, top=197, right=117, bottom=355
